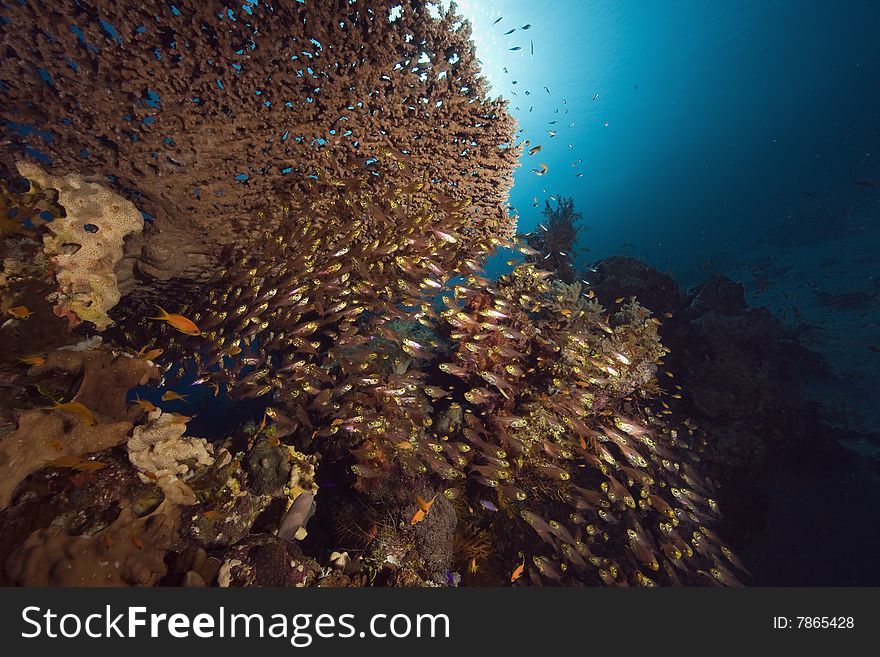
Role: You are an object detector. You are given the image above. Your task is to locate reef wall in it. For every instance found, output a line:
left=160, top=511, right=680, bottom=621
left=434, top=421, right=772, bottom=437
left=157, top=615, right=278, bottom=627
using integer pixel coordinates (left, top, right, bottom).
left=0, top=4, right=753, bottom=588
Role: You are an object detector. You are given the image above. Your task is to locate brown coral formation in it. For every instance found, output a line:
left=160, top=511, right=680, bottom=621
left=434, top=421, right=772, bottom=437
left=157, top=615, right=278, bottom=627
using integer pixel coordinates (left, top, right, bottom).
left=28, top=344, right=158, bottom=418
left=0, top=346, right=156, bottom=509
left=1, top=1, right=520, bottom=283
left=5, top=502, right=179, bottom=586
left=217, top=537, right=322, bottom=588
left=0, top=4, right=760, bottom=590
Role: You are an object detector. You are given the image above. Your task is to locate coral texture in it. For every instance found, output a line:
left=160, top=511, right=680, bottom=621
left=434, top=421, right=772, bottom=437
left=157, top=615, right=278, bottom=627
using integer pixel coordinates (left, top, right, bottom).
left=29, top=343, right=158, bottom=418
left=1, top=1, right=520, bottom=283
left=15, top=163, right=144, bottom=329
left=522, top=196, right=584, bottom=283
left=5, top=503, right=179, bottom=586
left=217, top=537, right=322, bottom=588
left=127, top=409, right=215, bottom=505
left=0, top=347, right=156, bottom=509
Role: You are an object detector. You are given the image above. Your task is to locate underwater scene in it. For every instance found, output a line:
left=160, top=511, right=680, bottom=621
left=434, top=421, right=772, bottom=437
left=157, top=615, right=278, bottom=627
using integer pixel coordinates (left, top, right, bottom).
left=0, top=0, right=878, bottom=587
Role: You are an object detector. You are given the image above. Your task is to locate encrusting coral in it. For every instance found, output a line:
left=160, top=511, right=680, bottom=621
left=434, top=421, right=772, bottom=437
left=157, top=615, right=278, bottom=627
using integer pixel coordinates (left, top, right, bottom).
left=0, top=345, right=157, bottom=509
left=5, top=502, right=179, bottom=586
left=127, top=409, right=215, bottom=505
left=14, top=163, right=144, bottom=330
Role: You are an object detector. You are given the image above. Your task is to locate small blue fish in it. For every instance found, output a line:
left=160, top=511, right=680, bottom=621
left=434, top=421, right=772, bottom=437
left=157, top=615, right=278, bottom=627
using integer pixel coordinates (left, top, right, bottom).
left=480, top=499, right=499, bottom=512
left=509, top=46, right=522, bottom=51
left=504, top=28, right=515, bottom=35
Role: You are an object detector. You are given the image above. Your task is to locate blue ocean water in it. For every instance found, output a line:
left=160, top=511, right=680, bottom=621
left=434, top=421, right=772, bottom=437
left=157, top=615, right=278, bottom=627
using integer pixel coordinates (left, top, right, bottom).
left=463, top=0, right=880, bottom=430
left=465, top=0, right=879, bottom=269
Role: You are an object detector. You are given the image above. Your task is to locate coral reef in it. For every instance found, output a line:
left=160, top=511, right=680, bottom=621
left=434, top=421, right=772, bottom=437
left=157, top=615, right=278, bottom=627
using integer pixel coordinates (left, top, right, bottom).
left=0, top=174, right=60, bottom=241
left=589, top=256, right=685, bottom=316
left=587, top=258, right=831, bottom=547
left=16, top=163, right=144, bottom=330
left=0, top=448, right=164, bottom=584
left=28, top=343, right=158, bottom=418
left=521, top=196, right=585, bottom=283
left=217, top=537, right=323, bottom=588
left=1, top=179, right=74, bottom=356
left=0, top=6, right=778, bottom=590
left=5, top=502, right=179, bottom=586
left=244, top=439, right=293, bottom=497
left=127, top=409, right=215, bottom=505
left=280, top=448, right=320, bottom=538
left=0, top=345, right=156, bottom=509
left=1, top=0, right=520, bottom=285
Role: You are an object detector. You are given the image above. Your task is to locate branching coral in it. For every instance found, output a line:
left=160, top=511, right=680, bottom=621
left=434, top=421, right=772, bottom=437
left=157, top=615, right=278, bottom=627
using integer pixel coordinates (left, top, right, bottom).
left=521, top=196, right=585, bottom=283
left=1, top=1, right=520, bottom=284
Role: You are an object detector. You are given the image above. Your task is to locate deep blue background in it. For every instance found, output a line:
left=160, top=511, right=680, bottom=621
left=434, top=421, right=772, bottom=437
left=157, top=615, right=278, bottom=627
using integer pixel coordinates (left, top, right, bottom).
left=461, top=0, right=880, bottom=280
left=464, top=0, right=880, bottom=438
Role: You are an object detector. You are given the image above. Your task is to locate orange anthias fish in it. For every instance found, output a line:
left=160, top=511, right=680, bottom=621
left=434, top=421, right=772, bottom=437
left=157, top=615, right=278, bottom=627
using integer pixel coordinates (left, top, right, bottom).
left=511, top=561, right=525, bottom=583
left=49, top=399, right=97, bottom=427
left=8, top=305, right=32, bottom=320
left=161, top=390, right=189, bottom=402
left=132, top=395, right=157, bottom=412
left=49, top=455, right=106, bottom=472
left=417, top=494, right=436, bottom=512
left=410, top=494, right=438, bottom=526
left=136, top=345, right=164, bottom=360
left=148, top=305, right=201, bottom=336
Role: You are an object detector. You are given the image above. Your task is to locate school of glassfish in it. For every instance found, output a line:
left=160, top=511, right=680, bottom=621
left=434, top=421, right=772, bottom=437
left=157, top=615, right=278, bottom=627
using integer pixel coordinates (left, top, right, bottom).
left=101, top=168, right=746, bottom=587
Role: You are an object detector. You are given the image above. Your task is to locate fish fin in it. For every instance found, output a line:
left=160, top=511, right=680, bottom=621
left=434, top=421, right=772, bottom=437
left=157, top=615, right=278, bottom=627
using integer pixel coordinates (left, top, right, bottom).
left=148, top=305, right=169, bottom=320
